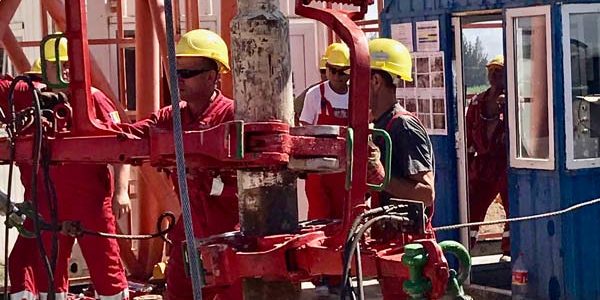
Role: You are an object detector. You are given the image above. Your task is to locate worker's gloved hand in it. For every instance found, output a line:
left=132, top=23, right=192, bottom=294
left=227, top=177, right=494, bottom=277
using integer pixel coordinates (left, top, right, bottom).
left=366, top=134, right=385, bottom=185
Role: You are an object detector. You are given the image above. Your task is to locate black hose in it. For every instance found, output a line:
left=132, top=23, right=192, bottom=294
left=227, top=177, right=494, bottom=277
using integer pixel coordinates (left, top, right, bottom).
left=340, top=214, right=410, bottom=300
left=341, top=206, right=390, bottom=300
left=340, top=205, right=400, bottom=291
left=77, top=211, right=176, bottom=240
left=354, top=243, right=364, bottom=300
left=343, top=205, right=397, bottom=247
left=42, top=154, right=59, bottom=276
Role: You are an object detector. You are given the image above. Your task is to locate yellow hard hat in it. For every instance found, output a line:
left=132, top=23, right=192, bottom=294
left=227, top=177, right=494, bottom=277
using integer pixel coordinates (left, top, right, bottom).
left=24, top=58, right=42, bottom=75
left=487, top=55, right=504, bottom=68
left=369, top=38, right=413, bottom=82
left=319, top=55, right=328, bottom=70
left=43, top=35, right=69, bottom=62
left=176, top=29, right=230, bottom=73
left=325, top=43, right=350, bottom=68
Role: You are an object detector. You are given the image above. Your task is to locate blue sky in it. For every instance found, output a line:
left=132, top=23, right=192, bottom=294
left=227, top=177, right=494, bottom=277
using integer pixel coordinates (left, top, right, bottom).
left=462, top=22, right=504, bottom=61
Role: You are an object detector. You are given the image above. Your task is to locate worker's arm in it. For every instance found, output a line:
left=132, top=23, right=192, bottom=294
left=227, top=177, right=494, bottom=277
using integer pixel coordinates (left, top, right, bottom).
left=383, top=115, right=435, bottom=207
left=298, top=85, right=320, bottom=125
left=385, top=171, right=435, bottom=207
left=114, top=107, right=170, bottom=138
left=112, top=163, right=131, bottom=219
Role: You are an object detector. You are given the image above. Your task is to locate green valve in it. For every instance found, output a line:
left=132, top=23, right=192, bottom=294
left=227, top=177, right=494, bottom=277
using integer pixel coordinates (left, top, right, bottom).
left=439, top=241, right=472, bottom=299
left=402, top=243, right=432, bottom=299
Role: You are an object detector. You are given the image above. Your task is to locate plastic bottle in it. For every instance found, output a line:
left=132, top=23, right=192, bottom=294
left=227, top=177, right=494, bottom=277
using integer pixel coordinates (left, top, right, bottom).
left=512, top=252, right=529, bottom=299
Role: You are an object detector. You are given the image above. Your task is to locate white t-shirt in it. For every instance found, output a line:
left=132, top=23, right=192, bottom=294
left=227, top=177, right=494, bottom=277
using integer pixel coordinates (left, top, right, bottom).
left=299, top=81, right=349, bottom=124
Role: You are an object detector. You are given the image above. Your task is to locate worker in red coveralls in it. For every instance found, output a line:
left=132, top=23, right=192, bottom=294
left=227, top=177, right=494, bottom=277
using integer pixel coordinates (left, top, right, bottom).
left=0, top=58, right=47, bottom=300
left=293, top=52, right=329, bottom=124
left=465, top=55, right=509, bottom=260
left=297, top=43, right=350, bottom=296
left=118, top=29, right=241, bottom=300
left=299, top=42, right=350, bottom=221
left=1, top=36, right=131, bottom=300
left=368, top=38, right=436, bottom=300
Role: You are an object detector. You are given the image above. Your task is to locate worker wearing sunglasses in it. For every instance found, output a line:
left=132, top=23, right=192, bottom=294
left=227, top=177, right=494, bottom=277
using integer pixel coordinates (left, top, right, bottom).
left=176, top=68, right=214, bottom=79
left=298, top=42, right=351, bottom=297
left=120, top=29, right=242, bottom=300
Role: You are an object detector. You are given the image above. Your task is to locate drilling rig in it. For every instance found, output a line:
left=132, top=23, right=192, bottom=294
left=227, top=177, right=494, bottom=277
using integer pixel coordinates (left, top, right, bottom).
left=0, top=0, right=471, bottom=299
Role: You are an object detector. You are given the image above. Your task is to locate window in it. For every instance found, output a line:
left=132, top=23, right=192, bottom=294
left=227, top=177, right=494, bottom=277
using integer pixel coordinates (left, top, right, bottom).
left=506, top=6, right=555, bottom=169
left=563, top=4, right=600, bottom=169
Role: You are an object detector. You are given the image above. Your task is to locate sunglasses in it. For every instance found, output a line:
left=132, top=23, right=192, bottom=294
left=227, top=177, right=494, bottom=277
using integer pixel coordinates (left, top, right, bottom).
left=176, top=68, right=214, bottom=79
left=327, top=66, right=350, bottom=76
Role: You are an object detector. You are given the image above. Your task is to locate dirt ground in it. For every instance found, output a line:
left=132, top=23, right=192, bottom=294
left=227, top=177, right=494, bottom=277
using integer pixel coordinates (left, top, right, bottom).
left=477, top=195, right=507, bottom=239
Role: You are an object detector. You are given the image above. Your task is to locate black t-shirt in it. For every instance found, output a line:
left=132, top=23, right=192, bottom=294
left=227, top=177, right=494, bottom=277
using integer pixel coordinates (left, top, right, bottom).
left=373, top=104, right=434, bottom=204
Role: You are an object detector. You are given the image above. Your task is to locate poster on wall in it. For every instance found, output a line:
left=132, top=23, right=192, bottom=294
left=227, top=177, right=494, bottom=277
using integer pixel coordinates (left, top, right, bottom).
left=391, top=23, right=414, bottom=52
left=416, top=20, right=440, bottom=52
left=396, top=51, right=447, bottom=135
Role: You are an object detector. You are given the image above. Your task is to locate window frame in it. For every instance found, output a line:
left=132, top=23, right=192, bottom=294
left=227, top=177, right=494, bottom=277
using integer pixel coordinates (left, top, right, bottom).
left=562, top=4, right=600, bottom=169
left=506, top=5, right=555, bottom=170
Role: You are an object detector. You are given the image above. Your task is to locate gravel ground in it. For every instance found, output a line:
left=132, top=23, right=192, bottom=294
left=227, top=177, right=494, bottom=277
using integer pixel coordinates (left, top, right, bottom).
left=478, top=195, right=507, bottom=238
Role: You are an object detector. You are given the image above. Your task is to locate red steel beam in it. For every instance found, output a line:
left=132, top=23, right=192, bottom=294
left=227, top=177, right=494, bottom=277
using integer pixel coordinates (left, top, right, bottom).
left=0, top=0, right=21, bottom=43
left=116, top=0, right=127, bottom=111
left=174, top=0, right=181, bottom=34
left=9, top=38, right=136, bottom=48
left=40, top=0, right=49, bottom=36
left=43, top=0, right=128, bottom=122
left=185, top=0, right=200, bottom=30
left=63, top=0, right=96, bottom=135
left=135, top=0, right=164, bottom=278
left=1, top=29, right=31, bottom=74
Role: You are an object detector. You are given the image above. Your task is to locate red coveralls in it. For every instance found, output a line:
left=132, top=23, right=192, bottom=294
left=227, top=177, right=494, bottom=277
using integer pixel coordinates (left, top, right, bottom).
left=305, top=83, right=348, bottom=220
left=1, top=75, right=45, bottom=300
left=124, top=91, right=242, bottom=300
left=1, top=81, right=129, bottom=299
left=371, top=109, right=436, bottom=300
left=465, top=90, right=509, bottom=252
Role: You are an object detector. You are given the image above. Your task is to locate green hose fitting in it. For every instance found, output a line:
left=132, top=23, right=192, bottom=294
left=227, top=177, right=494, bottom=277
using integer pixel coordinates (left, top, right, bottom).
left=439, top=241, right=472, bottom=299
left=402, top=243, right=432, bottom=299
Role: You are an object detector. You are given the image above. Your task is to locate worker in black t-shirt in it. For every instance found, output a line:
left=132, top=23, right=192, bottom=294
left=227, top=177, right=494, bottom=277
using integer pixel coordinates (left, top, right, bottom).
left=367, top=37, right=437, bottom=300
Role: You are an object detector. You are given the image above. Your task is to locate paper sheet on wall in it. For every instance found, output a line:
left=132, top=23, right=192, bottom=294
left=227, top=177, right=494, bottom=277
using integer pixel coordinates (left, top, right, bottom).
left=396, top=51, right=447, bottom=135
left=416, top=20, right=440, bottom=52
left=391, top=23, right=413, bottom=52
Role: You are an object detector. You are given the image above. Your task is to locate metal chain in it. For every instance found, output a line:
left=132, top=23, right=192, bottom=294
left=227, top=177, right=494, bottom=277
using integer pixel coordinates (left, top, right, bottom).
left=434, top=197, right=600, bottom=232
left=163, top=1, right=203, bottom=299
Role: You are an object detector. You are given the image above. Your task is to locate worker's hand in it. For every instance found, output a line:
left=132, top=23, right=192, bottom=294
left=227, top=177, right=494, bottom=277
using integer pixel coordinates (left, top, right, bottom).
left=366, top=135, right=385, bottom=185
left=112, top=190, right=131, bottom=220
